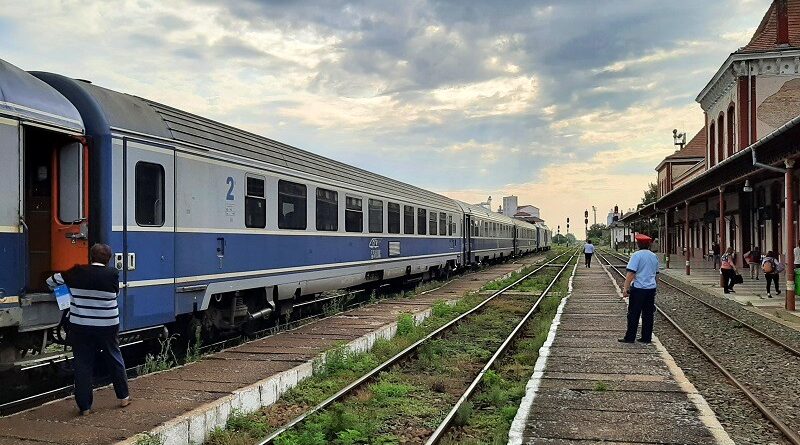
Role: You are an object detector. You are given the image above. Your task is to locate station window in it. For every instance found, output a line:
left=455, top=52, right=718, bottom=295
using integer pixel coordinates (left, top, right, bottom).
left=345, top=196, right=363, bottom=232
left=429, top=211, right=438, bottom=235
left=369, top=199, right=383, bottom=233
left=404, top=205, right=415, bottom=234
left=388, top=202, right=401, bottom=234
left=439, top=213, right=446, bottom=235
left=278, top=180, right=307, bottom=230
left=245, top=175, right=266, bottom=228
left=417, top=208, right=427, bottom=235
left=316, top=187, right=338, bottom=231
left=135, top=161, right=165, bottom=227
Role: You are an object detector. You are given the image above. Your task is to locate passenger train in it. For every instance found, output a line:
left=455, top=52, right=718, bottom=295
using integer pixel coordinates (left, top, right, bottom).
left=0, top=58, right=550, bottom=367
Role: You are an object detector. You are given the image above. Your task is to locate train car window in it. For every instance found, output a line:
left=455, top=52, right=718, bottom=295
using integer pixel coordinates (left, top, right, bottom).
left=429, top=211, right=438, bottom=235
left=345, top=196, right=363, bottom=232
left=404, top=205, right=415, bottom=234
left=448, top=214, right=453, bottom=236
left=135, top=161, right=165, bottom=226
left=58, top=142, right=85, bottom=224
left=316, top=187, right=338, bottom=231
left=278, top=180, right=307, bottom=230
left=473, top=220, right=479, bottom=237
left=417, top=208, right=427, bottom=235
left=438, top=213, right=446, bottom=236
left=387, top=202, right=401, bottom=234
left=369, top=199, right=383, bottom=233
left=245, top=175, right=266, bottom=228
left=484, top=221, right=488, bottom=237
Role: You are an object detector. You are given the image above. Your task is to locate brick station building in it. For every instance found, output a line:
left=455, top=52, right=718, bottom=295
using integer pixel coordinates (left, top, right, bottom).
left=624, top=0, right=800, bottom=311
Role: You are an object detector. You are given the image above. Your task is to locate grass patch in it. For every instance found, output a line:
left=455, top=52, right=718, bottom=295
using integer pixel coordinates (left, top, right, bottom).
left=134, top=433, right=164, bottom=445
left=594, top=381, right=608, bottom=391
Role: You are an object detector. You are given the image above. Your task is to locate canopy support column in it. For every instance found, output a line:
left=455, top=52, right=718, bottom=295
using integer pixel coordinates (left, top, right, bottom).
left=719, top=187, right=726, bottom=288
left=685, top=201, right=691, bottom=275
left=786, top=159, right=796, bottom=311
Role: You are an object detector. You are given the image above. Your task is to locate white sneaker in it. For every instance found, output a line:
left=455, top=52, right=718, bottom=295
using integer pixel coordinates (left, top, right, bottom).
left=765, top=293, right=771, bottom=299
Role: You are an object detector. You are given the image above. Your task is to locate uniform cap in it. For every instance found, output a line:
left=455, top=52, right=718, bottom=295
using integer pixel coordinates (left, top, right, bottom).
left=635, top=234, right=653, bottom=243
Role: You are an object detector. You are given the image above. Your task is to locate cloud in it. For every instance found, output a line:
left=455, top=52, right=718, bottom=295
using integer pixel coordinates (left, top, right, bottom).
left=0, top=0, right=772, bottom=228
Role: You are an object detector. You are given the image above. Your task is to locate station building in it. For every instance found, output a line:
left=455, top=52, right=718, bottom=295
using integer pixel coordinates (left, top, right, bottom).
left=623, top=0, right=800, bottom=311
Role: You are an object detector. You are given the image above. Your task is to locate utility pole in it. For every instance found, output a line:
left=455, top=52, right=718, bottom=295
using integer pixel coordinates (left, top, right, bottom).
left=592, top=206, right=597, bottom=226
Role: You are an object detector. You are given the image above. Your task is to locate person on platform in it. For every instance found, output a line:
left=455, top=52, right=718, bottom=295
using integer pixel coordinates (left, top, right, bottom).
left=583, top=239, right=595, bottom=268
left=619, top=234, right=659, bottom=344
left=46, top=243, right=130, bottom=415
left=712, top=241, right=721, bottom=269
left=762, top=250, right=780, bottom=298
left=720, top=246, right=738, bottom=294
left=747, top=245, right=762, bottom=280
left=794, top=240, right=800, bottom=269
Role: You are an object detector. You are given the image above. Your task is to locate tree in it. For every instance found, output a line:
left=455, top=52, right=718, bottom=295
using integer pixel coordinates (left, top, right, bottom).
left=553, top=233, right=567, bottom=244
left=638, top=182, right=658, bottom=210
left=565, top=233, right=576, bottom=245
left=635, top=182, right=659, bottom=237
left=586, top=223, right=607, bottom=241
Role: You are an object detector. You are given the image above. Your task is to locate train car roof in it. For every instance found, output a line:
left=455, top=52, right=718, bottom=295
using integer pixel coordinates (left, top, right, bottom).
left=0, top=59, right=83, bottom=133
left=31, top=72, right=460, bottom=211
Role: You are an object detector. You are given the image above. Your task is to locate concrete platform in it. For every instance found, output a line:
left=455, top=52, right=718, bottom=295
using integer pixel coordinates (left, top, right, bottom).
left=509, top=263, right=733, bottom=445
left=0, top=257, right=547, bottom=445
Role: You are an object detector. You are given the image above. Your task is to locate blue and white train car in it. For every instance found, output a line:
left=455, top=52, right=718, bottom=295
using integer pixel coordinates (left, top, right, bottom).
left=458, top=202, right=538, bottom=263
left=534, top=223, right=552, bottom=251
left=0, top=57, right=470, bottom=365
left=0, top=59, right=88, bottom=364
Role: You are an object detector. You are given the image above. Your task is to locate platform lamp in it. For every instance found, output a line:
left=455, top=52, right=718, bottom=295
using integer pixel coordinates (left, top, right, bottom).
left=743, top=179, right=753, bottom=193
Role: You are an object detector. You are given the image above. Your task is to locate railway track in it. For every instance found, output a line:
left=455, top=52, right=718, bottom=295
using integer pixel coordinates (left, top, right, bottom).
left=0, top=251, right=553, bottom=417
left=597, top=250, right=800, bottom=445
left=256, top=249, right=577, bottom=444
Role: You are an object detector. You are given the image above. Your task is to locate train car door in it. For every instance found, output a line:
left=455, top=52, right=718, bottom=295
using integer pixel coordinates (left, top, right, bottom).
left=21, top=125, right=89, bottom=294
left=464, top=214, right=472, bottom=263
left=121, top=139, right=175, bottom=331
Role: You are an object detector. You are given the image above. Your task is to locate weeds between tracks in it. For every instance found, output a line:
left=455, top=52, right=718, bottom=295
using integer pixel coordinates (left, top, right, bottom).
left=205, top=259, right=569, bottom=445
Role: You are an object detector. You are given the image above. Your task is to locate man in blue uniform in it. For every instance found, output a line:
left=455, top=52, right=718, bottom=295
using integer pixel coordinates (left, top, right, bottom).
left=619, top=234, right=659, bottom=344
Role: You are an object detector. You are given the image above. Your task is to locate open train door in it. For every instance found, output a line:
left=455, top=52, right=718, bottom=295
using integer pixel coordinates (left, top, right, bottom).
left=120, top=138, right=175, bottom=331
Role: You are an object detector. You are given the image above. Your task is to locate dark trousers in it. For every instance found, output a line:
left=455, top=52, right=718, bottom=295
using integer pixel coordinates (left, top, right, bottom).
left=765, top=273, right=780, bottom=293
left=69, top=324, right=129, bottom=411
left=721, top=268, right=736, bottom=292
left=624, top=287, right=656, bottom=342
left=585, top=253, right=593, bottom=267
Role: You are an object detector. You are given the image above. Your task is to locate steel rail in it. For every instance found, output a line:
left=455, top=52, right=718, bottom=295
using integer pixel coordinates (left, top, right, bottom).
left=601, top=250, right=800, bottom=358
left=257, top=249, right=575, bottom=445
left=597, top=251, right=800, bottom=445
left=424, top=251, right=577, bottom=444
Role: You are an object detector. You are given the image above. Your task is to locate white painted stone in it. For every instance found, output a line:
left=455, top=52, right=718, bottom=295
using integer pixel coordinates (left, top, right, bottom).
left=188, top=413, right=206, bottom=444
left=160, top=421, right=189, bottom=445
left=260, top=378, right=278, bottom=406
left=238, top=387, right=261, bottom=413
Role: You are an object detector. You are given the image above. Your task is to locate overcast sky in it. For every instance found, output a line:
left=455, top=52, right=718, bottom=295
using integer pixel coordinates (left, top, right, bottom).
left=0, top=0, right=770, bottom=231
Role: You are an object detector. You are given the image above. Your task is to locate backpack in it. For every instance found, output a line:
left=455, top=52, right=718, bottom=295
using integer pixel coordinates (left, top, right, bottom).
left=776, top=261, right=786, bottom=274
left=763, top=259, right=775, bottom=274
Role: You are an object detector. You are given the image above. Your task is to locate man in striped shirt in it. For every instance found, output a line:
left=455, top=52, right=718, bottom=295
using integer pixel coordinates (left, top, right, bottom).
left=47, top=243, right=130, bottom=415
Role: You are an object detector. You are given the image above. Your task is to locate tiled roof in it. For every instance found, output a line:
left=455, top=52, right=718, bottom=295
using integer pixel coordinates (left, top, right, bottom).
left=665, top=127, right=707, bottom=160
left=740, top=0, right=800, bottom=52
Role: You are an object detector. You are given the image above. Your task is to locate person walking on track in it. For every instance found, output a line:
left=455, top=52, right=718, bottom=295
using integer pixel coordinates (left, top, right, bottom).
left=619, top=234, right=659, bottom=344
left=584, top=239, right=595, bottom=268
left=762, top=250, right=781, bottom=299
left=720, top=247, right=738, bottom=294
left=46, top=243, right=131, bottom=416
